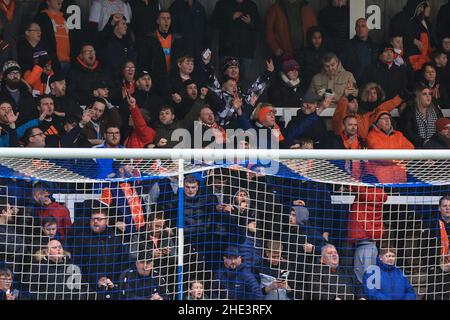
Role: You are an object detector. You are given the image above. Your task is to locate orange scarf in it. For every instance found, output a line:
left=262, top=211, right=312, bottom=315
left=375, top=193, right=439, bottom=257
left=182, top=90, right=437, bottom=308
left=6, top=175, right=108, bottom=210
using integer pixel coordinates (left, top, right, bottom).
left=0, top=0, right=14, bottom=23
left=76, top=56, right=99, bottom=70
left=409, top=32, right=432, bottom=71
left=440, top=219, right=449, bottom=256
left=119, top=182, right=145, bottom=230
left=340, top=131, right=361, bottom=150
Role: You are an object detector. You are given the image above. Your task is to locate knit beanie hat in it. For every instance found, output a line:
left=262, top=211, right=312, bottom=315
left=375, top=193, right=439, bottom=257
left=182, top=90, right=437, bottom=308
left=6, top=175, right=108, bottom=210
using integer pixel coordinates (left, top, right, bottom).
left=2, top=60, right=21, bottom=77
left=282, top=55, right=300, bottom=74
left=436, top=118, right=450, bottom=133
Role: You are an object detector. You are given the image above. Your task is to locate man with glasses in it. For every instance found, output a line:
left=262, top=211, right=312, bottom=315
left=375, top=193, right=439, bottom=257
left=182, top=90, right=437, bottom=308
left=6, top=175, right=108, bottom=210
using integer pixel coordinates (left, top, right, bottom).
left=22, top=127, right=46, bottom=148
left=70, top=199, right=130, bottom=299
left=66, top=44, right=108, bottom=106
left=93, top=123, right=125, bottom=178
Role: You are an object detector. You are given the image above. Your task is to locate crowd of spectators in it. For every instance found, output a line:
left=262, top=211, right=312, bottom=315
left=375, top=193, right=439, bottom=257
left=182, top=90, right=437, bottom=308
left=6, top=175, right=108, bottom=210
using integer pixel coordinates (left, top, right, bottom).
left=0, top=0, right=447, bottom=152
left=0, top=0, right=450, bottom=301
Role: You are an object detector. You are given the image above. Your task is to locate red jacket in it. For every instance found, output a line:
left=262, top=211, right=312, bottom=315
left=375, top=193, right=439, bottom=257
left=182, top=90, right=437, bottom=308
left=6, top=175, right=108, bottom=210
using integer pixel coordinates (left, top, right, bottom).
left=35, top=201, right=72, bottom=240
left=125, top=104, right=156, bottom=149
left=349, top=186, right=388, bottom=244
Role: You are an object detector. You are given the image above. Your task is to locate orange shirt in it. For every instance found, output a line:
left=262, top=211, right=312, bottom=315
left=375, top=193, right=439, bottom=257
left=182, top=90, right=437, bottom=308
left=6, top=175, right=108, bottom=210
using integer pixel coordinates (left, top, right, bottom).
left=43, top=10, right=70, bottom=63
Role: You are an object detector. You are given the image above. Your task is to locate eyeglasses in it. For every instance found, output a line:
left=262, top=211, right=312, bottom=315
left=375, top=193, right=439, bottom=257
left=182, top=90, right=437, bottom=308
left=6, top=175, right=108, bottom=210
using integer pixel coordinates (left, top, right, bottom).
left=30, top=132, right=45, bottom=138
left=106, top=132, right=120, bottom=136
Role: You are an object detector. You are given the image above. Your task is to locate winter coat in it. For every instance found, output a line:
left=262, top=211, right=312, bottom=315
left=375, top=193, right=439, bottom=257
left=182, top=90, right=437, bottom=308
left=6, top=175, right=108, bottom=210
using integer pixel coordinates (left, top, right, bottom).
left=215, top=263, right=264, bottom=300
left=124, top=104, right=156, bottom=148
left=25, top=257, right=94, bottom=300
left=0, top=119, right=40, bottom=148
left=97, top=17, right=136, bottom=79
left=399, top=103, right=443, bottom=148
left=362, top=257, right=416, bottom=300
left=437, top=1, right=450, bottom=41
left=340, top=35, right=379, bottom=83
left=318, top=4, right=350, bottom=54
left=325, top=132, right=367, bottom=150
left=34, top=10, right=69, bottom=70
left=265, top=0, right=317, bottom=56
left=169, top=0, right=209, bottom=61
left=298, top=26, right=328, bottom=90
left=0, top=82, right=38, bottom=126
left=332, top=95, right=403, bottom=139
left=360, top=61, right=408, bottom=100
left=309, top=62, right=357, bottom=100
left=348, top=186, right=388, bottom=244
left=367, top=126, right=414, bottom=183
left=72, top=227, right=130, bottom=287
left=152, top=97, right=205, bottom=148
left=308, top=264, right=358, bottom=300
left=211, top=0, right=261, bottom=59
left=423, top=133, right=450, bottom=149
left=389, top=0, right=437, bottom=59
left=284, top=110, right=328, bottom=149
left=136, top=31, right=187, bottom=95
left=268, top=72, right=304, bottom=106
left=118, top=266, right=166, bottom=300
left=66, top=57, right=109, bottom=106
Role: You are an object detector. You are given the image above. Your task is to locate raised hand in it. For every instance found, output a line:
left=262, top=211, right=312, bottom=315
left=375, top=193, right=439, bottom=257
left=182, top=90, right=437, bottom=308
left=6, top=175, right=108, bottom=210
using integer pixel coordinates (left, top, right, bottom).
left=232, top=97, right=243, bottom=115
left=6, top=111, right=19, bottom=127
left=80, top=110, right=93, bottom=126
left=200, top=87, right=209, bottom=99
left=127, top=95, right=137, bottom=108
left=39, top=109, right=49, bottom=121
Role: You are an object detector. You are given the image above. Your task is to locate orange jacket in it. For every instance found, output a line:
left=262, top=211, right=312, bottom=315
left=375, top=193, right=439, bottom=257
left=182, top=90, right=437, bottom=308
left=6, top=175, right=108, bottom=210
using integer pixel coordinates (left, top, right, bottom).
left=333, top=95, right=403, bottom=139
left=23, top=65, right=53, bottom=96
left=265, top=2, right=317, bottom=56
left=366, top=126, right=414, bottom=183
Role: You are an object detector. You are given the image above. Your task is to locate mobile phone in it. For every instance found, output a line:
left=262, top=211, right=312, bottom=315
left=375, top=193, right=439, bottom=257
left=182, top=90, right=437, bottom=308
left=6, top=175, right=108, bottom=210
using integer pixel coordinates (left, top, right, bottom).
left=278, top=270, right=289, bottom=281
left=202, top=48, right=211, bottom=61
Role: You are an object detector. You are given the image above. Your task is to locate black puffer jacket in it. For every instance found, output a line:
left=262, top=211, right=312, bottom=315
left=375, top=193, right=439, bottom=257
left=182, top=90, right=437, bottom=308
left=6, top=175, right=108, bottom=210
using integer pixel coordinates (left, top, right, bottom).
left=437, top=1, right=450, bottom=40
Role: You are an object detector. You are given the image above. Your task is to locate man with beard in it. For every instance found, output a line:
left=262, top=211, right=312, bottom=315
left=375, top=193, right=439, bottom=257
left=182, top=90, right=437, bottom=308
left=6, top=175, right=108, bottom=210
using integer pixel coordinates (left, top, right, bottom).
left=49, top=71, right=83, bottom=118
left=93, top=123, right=125, bottom=179
left=215, top=246, right=263, bottom=300
left=0, top=60, right=36, bottom=125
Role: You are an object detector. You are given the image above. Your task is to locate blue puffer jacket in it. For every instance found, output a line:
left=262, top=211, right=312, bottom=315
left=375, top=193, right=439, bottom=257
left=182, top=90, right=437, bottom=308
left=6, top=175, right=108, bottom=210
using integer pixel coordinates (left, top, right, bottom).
left=362, top=257, right=416, bottom=300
